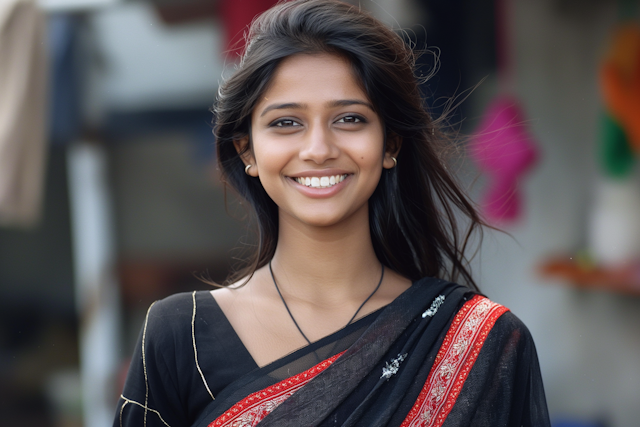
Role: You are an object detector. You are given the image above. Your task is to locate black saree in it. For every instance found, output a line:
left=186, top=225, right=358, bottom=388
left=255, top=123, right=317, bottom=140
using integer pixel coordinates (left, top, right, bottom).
left=116, top=277, right=550, bottom=427
left=192, top=277, right=549, bottom=427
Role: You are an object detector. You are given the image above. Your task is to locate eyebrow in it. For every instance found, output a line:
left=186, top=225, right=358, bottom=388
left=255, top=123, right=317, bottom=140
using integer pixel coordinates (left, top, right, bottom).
left=327, top=99, right=375, bottom=110
left=259, top=99, right=375, bottom=117
left=260, top=102, right=304, bottom=117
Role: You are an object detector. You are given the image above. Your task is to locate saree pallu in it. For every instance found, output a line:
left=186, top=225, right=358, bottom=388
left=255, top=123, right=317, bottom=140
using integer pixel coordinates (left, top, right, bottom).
left=115, top=278, right=550, bottom=427
left=192, top=279, right=549, bottom=427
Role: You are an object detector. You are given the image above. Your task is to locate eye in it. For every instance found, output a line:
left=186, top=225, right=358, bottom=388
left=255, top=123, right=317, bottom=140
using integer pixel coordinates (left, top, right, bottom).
left=336, top=115, right=366, bottom=124
left=271, top=118, right=301, bottom=128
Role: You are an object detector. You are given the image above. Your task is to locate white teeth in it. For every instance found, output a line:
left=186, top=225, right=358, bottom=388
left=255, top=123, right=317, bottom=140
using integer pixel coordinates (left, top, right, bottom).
left=295, top=174, right=347, bottom=188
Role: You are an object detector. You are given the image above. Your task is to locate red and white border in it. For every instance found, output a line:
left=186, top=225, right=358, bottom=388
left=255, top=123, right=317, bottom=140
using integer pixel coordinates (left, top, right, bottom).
left=209, top=352, right=343, bottom=427
left=400, top=295, right=509, bottom=427
left=209, top=295, right=507, bottom=427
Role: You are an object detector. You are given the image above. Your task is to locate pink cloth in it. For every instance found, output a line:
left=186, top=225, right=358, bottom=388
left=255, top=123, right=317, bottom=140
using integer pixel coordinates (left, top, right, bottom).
left=469, top=96, right=539, bottom=223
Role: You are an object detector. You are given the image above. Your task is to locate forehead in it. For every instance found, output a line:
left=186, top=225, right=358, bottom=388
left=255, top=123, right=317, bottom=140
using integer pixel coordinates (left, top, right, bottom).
left=255, top=53, right=370, bottom=108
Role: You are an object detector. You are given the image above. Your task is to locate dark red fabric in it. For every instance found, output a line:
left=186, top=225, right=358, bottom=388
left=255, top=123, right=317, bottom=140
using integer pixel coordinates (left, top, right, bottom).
left=219, top=0, right=279, bottom=57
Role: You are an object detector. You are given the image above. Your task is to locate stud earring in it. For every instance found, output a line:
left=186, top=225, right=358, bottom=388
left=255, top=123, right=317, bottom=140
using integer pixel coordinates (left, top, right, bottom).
left=245, top=164, right=252, bottom=175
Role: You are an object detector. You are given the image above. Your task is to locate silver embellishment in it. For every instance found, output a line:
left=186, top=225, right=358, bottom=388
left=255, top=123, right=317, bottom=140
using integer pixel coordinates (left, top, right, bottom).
left=422, top=295, right=445, bottom=318
left=381, top=353, right=408, bottom=380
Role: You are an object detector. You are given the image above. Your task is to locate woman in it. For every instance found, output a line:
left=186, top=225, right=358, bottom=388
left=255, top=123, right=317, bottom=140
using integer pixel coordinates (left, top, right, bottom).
left=114, top=1, right=550, bottom=426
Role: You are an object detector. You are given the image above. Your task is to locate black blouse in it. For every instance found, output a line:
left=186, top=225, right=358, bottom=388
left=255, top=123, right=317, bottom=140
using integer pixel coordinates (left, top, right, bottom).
left=114, top=291, right=381, bottom=427
left=114, top=286, right=549, bottom=427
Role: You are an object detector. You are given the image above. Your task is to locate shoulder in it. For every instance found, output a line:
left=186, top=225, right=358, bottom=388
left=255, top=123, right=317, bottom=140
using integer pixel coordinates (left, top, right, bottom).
left=149, top=291, right=197, bottom=316
left=143, top=291, right=213, bottom=345
left=456, top=294, right=511, bottom=323
left=442, top=296, right=550, bottom=424
left=491, top=308, right=538, bottom=353
left=144, top=291, right=193, bottom=328
left=458, top=295, right=540, bottom=358
left=456, top=295, right=535, bottom=345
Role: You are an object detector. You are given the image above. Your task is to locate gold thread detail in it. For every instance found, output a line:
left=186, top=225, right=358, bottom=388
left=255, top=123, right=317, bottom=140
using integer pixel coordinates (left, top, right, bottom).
left=119, top=400, right=127, bottom=427
left=142, top=301, right=157, bottom=427
left=192, top=291, right=215, bottom=400
left=121, top=395, right=172, bottom=427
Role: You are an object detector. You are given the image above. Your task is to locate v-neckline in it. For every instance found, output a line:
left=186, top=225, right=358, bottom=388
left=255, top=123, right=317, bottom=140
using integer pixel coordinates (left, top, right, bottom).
left=205, top=290, right=385, bottom=369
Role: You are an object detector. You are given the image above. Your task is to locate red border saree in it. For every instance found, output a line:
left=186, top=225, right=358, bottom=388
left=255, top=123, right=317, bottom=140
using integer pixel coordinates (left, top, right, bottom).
left=192, top=278, right=550, bottom=427
left=116, top=277, right=550, bottom=427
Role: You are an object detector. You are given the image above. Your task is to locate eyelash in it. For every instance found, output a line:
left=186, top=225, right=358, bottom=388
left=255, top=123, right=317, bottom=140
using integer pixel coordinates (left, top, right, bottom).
left=271, top=119, right=300, bottom=128
left=269, top=115, right=367, bottom=128
left=337, top=115, right=366, bottom=124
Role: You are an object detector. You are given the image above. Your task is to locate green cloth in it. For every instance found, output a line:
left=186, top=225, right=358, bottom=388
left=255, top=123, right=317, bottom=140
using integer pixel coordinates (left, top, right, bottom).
left=600, top=112, right=636, bottom=178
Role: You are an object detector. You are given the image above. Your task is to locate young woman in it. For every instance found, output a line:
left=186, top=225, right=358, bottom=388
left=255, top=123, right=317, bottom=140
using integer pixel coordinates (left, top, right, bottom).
left=115, top=1, right=550, bottom=426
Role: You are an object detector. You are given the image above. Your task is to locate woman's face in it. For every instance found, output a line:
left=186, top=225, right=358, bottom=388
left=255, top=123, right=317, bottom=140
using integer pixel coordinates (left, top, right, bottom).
left=241, top=53, right=396, bottom=229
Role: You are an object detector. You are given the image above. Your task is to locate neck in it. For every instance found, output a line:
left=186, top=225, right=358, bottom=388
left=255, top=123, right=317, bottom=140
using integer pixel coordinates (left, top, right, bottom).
left=269, top=206, right=381, bottom=305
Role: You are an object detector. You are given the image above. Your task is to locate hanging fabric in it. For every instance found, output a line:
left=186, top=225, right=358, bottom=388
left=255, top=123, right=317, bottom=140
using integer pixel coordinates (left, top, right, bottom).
left=469, top=0, right=539, bottom=224
left=600, top=14, right=640, bottom=161
left=589, top=0, right=640, bottom=266
left=0, top=0, right=48, bottom=228
left=219, top=0, right=278, bottom=57
left=49, top=14, right=82, bottom=146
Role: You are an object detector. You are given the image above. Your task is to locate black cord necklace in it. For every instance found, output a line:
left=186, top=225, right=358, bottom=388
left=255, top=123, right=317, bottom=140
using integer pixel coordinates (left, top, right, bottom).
left=269, top=261, right=385, bottom=345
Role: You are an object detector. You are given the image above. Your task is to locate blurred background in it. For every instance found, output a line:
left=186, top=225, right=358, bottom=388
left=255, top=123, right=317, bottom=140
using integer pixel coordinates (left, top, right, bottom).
left=1, top=0, right=639, bottom=426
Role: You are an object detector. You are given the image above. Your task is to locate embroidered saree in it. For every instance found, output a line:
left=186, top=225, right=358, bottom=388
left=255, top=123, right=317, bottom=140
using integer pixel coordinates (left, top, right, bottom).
left=115, top=277, right=550, bottom=427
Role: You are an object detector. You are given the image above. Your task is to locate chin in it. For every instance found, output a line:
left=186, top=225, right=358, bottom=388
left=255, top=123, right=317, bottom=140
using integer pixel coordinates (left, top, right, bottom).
left=278, top=198, right=370, bottom=230
left=292, top=206, right=367, bottom=229
left=300, top=214, right=347, bottom=228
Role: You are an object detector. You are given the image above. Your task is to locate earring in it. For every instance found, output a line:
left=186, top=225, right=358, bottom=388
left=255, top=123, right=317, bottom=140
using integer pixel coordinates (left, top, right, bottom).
left=245, top=164, right=252, bottom=175
left=391, top=157, right=397, bottom=168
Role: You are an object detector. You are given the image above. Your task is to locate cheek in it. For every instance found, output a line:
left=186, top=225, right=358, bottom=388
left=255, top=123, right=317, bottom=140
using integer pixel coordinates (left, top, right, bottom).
left=352, top=124, right=385, bottom=160
left=351, top=137, right=385, bottom=169
left=251, top=139, right=295, bottom=202
left=353, top=146, right=385, bottom=189
left=253, top=138, right=286, bottom=172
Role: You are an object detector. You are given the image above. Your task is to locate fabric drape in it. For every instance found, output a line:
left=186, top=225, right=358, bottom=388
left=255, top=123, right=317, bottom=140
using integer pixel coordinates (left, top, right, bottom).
left=0, top=0, right=48, bottom=228
left=115, top=278, right=550, bottom=427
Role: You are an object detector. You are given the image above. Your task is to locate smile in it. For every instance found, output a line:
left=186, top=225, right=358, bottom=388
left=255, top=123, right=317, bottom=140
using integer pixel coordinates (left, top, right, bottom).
left=294, top=174, right=347, bottom=188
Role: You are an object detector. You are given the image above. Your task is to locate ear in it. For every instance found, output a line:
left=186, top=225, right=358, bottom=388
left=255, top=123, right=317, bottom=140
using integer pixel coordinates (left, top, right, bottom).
left=233, top=136, right=258, bottom=177
left=383, top=133, right=402, bottom=169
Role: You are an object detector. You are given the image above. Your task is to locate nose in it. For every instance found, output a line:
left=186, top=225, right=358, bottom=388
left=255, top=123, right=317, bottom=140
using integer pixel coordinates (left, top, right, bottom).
left=299, top=122, right=340, bottom=164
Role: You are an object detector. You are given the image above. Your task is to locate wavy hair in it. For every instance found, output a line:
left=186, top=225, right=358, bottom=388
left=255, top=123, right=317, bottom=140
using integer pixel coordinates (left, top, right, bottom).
left=213, top=0, right=483, bottom=290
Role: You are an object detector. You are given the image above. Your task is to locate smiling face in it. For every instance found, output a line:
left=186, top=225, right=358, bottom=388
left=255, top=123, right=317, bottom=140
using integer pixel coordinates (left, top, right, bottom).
left=239, top=53, right=397, bottom=229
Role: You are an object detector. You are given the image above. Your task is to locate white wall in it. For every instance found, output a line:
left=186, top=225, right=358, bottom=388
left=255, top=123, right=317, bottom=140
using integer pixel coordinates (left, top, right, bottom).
left=90, top=1, right=223, bottom=111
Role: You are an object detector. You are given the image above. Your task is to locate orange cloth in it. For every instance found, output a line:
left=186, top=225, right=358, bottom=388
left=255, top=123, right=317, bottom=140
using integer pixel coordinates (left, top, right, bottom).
left=0, top=0, right=48, bottom=227
left=600, top=24, right=640, bottom=152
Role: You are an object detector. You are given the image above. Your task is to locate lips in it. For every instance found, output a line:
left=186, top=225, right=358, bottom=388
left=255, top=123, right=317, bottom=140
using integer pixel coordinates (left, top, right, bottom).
left=294, top=174, right=347, bottom=189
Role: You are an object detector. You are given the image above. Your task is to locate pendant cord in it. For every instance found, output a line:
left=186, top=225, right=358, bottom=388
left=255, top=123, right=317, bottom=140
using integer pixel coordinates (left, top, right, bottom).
left=269, top=261, right=385, bottom=345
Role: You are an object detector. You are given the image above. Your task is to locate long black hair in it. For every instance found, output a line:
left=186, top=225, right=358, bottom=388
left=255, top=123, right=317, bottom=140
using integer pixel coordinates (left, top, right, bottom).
left=214, top=0, right=483, bottom=290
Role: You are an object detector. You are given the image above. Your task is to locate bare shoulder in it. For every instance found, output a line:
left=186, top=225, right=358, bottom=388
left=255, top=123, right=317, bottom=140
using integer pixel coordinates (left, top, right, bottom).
left=209, top=267, right=274, bottom=319
left=209, top=277, right=252, bottom=310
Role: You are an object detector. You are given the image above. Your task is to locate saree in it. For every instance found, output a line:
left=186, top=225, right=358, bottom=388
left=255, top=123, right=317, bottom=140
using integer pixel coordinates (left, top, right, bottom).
left=115, top=277, right=550, bottom=427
